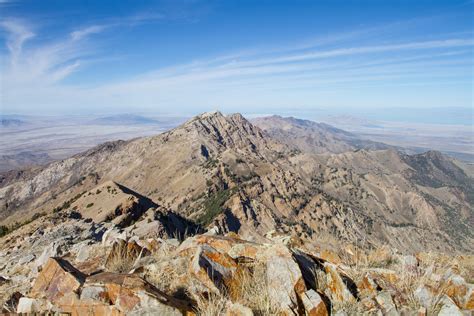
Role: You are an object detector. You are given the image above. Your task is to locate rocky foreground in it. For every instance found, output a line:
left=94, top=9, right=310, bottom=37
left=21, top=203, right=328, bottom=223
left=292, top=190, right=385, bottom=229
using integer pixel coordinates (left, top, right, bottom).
left=0, top=210, right=472, bottom=315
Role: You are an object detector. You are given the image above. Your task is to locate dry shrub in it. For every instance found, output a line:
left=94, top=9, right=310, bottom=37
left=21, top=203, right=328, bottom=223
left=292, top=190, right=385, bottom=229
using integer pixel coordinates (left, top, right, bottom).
left=190, top=259, right=282, bottom=316
left=144, top=242, right=186, bottom=295
left=105, top=240, right=143, bottom=273
left=374, top=256, right=451, bottom=314
left=194, top=292, right=228, bottom=316
left=230, top=261, right=281, bottom=315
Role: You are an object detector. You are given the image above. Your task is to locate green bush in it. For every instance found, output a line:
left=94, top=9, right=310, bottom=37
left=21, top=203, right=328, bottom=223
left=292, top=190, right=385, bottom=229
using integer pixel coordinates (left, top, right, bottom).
left=0, top=225, right=10, bottom=238
left=197, top=187, right=237, bottom=226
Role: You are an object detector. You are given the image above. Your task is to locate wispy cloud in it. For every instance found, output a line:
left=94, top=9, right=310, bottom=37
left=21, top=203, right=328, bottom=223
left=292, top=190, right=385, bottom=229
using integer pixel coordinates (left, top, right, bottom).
left=70, top=25, right=106, bottom=41
left=0, top=13, right=472, bottom=114
left=1, top=19, right=34, bottom=65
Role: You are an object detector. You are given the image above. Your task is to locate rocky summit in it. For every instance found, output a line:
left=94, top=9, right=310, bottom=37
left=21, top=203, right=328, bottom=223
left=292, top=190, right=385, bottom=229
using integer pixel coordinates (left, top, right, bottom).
left=0, top=112, right=473, bottom=315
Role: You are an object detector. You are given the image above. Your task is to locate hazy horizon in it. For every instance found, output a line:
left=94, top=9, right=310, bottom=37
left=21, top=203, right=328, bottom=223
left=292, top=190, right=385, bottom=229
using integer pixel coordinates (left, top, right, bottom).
left=1, top=0, right=473, bottom=120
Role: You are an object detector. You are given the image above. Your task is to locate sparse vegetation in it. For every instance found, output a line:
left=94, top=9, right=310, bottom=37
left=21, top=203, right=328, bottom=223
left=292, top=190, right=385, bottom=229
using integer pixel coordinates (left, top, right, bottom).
left=52, top=191, right=86, bottom=213
left=105, top=241, right=142, bottom=273
left=86, top=203, right=94, bottom=208
left=0, top=212, right=47, bottom=238
left=196, top=187, right=237, bottom=226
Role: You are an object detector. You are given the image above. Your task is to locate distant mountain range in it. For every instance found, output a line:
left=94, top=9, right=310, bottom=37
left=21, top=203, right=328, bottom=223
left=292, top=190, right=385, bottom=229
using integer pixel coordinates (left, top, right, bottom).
left=90, top=114, right=161, bottom=125
left=0, top=118, right=27, bottom=127
left=252, top=115, right=393, bottom=154
left=1, top=111, right=472, bottom=255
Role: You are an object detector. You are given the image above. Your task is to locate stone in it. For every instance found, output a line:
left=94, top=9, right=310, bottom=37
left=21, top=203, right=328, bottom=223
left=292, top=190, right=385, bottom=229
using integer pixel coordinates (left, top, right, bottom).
left=16, top=297, right=53, bottom=314
left=414, top=285, right=432, bottom=308
left=57, top=292, right=122, bottom=316
left=3, top=291, right=23, bottom=313
left=225, top=302, right=254, bottom=316
left=30, top=257, right=85, bottom=304
left=34, top=240, right=63, bottom=269
left=261, top=244, right=306, bottom=314
left=300, top=289, right=328, bottom=316
left=102, top=227, right=128, bottom=247
left=324, top=263, right=356, bottom=304
left=190, top=244, right=238, bottom=291
left=444, top=273, right=468, bottom=306
left=292, top=249, right=323, bottom=291
left=74, top=272, right=192, bottom=315
left=16, top=297, right=40, bottom=314
left=375, top=291, right=398, bottom=316
left=358, top=273, right=380, bottom=295
left=18, top=254, right=35, bottom=265
left=75, top=242, right=92, bottom=262
left=437, top=295, right=463, bottom=316
left=464, top=283, right=474, bottom=310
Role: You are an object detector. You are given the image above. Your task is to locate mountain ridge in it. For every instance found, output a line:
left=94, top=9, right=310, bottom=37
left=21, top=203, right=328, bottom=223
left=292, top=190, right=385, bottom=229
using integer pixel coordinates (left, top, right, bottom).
left=0, top=111, right=472, bottom=254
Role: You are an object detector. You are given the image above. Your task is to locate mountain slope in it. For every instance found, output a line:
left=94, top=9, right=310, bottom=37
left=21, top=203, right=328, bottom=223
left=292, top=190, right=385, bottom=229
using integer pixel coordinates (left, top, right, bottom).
left=0, top=112, right=472, bottom=253
left=252, top=115, right=392, bottom=154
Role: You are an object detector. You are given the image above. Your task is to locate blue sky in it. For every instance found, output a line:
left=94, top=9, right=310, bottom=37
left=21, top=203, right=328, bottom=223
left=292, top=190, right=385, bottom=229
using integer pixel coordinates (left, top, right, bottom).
left=0, top=0, right=472, bottom=117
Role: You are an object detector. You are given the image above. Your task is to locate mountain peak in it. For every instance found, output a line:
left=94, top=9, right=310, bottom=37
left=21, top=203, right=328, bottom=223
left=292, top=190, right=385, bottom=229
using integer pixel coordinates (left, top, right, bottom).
left=199, top=110, right=224, bottom=119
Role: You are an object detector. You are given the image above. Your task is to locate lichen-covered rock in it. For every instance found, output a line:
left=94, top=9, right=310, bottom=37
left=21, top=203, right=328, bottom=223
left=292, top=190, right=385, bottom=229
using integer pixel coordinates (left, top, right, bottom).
left=300, top=289, right=328, bottom=316
left=260, top=244, right=306, bottom=314
left=292, top=249, right=323, bottom=291
left=323, top=263, right=356, bottom=304
left=190, top=244, right=238, bottom=292
left=69, top=272, right=191, bottom=315
left=358, top=273, right=380, bottom=295
left=30, top=257, right=85, bottom=303
left=464, top=283, right=474, bottom=310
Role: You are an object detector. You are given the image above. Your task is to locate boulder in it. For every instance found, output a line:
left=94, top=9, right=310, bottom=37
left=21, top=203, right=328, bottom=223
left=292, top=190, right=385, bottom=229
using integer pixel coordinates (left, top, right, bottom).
left=57, top=292, right=122, bottom=316
left=292, top=249, right=323, bottom=291
left=30, top=257, right=85, bottom=303
left=261, top=244, right=306, bottom=314
left=16, top=297, right=53, bottom=314
left=190, top=244, right=238, bottom=292
left=58, top=272, right=191, bottom=315
left=300, top=289, right=328, bottom=316
left=414, top=285, right=433, bottom=308
left=437, top=295, right=463, bottom=316
left=375, top=291, right=398, bottom=316
left=323, top=263, right=356, bottom=304
left=16, top=297, right=40, bottom=314
left=34, top=240, right=64, bottom=269
left=444, top=273, right=468, bottom=307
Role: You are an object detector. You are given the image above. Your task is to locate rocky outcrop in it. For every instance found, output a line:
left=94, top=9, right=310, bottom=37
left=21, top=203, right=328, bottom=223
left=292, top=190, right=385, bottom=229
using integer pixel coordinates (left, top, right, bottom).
left=5, top=231, right=472, bottom=315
